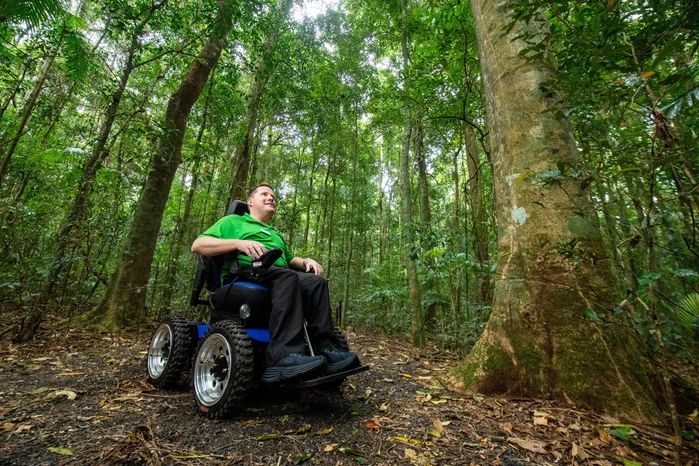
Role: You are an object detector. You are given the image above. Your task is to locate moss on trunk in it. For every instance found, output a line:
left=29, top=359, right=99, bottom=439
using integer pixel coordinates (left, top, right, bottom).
left=462, top=0, right=661, bottom=422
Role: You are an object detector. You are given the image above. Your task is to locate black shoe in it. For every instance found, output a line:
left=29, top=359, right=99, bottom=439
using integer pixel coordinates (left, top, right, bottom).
left=320, top=348, right=360, bottom=375
left=262, top=353, right=327, bottom=383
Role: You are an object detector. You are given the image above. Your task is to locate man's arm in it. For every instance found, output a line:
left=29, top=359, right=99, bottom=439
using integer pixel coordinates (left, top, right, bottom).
left=290, top=256, right=324, bottom=276
left=191, top=236, right=266, bottom=260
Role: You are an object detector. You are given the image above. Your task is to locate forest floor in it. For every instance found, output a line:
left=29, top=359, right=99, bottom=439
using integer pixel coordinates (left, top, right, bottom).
left=0, top=312, right=697, bottom=466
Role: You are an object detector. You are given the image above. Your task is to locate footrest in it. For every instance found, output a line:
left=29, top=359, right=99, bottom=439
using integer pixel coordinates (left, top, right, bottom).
left=284, top=365, right=369, bottom=389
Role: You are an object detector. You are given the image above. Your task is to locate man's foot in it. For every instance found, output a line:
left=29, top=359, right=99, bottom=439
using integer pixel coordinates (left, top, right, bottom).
left=262, top=353, right=327, bottom=383
left=320, top=348, right=360, bottom=375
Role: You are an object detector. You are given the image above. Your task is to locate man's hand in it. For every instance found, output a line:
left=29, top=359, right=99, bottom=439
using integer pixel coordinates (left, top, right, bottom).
left=237, top=240, right=266, bottom=260
left=303, top=258, right=323, bottom=276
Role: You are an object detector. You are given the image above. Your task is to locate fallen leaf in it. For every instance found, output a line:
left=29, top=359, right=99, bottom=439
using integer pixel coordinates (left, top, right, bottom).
left=640, top=71, right=655, bottom=79
left=55, top=372, right=86, bottom=377
left=338, top=446, right=366, bottom=457
left=508, top=437, right=547, bottom=454
left=48, top=447, right=73, bottom=455
left=597, top=427, right=611, bottom=444
left=688, top=409, right=698, bottom=421
left=500, top=422, right=513, bottom=435
left=292, top=453, right=312, bottom=464
left=246, top=407, right=265, bottom=413
left=429, top=399, right=447, bottom=405
left=315, top=427, right=333, bottom=435
left=379, top=403, right=388, bottom=412
left=365, top=388, right=372, bottom=397
left=533, top=411, right=549, bottom=426
left=571, top=442, right=589, bottom=460
left=615, top=457, right=642, bottom=466
left=610, top=426, right=635, bottom=442
left=432, top=418, right=444, bottom=433
left=382, top=378, right=394, bottom=383
left=400, top=373, right=412, bottom=378
left=15, top=425, right=32, bottom=434
left=257, top=433, right=281, bottom=441
left=428, top=429, right=441, bottom=438
left=323, top=444, right=337, bottom=452
left=296, top=424, right=311, bottom=434
left=47, top=390, right=77, bottom=401
left=2, top=423, right=14, bottom=431
left=405, top=448, right=417, bottom=459
left=365, top=419, right=380, bottom=429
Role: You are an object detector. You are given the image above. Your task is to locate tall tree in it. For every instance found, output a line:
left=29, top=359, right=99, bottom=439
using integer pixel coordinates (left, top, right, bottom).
left=457, top=0, right=660, bottom=421
left=96, top=0, right=235, bottom=328
left=229, top=0, right=293, bottom=201
left=399, top=0, right=424, bottom=347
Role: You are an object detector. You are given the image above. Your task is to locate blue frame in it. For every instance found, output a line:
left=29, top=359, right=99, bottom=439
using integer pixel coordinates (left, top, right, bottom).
left=192, top=323, right=270, bottom=343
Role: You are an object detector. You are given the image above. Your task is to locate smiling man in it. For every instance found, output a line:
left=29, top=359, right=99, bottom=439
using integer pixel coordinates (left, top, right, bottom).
left=191, top=183, right=359, bottom=383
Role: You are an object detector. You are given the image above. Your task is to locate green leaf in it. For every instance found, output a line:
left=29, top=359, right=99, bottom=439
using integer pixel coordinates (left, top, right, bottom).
left=293, top=453, right=312, bottom=464
left=673, top=269, right=699, bottom=282
left=257, top=433, right=281, bottom=441
left=48, top=447, right=73, bottom=455
left=681, top=431, right=695, bottom=441
left=585, top=308, right=602, bottom=323
left=637, top=273, right=661, bottom=287
left=615, top=457, right=642, bottom=466
left=609, top=426, right=635, bottom=442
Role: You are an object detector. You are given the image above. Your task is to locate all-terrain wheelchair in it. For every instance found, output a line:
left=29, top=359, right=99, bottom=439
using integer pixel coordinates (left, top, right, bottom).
left=145, top=200, right=367, bottom=418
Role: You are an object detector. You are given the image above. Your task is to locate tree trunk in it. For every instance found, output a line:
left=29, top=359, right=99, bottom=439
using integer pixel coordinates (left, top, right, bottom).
left=341, top=117, right=359, bottom=327
left=0, top=51, right=57, bottom=188
left=95, top=0, right=234, bottom=329
left=400, top=0, right=424, bottom=348
left=160, top=74, right=215, bottom=312
left=458, top=0, right=660, bottom=421
left=229, top=0, right=292, bottom=201
left=465, top=124, right=491, bottom=304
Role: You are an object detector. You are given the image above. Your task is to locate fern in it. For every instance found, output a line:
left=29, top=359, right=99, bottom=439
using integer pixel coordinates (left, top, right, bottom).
left=675, top=293, right=699, bottom=332
left=0, top=0, right=67, bottom=28
left=62, top=24, right=91, bottom=82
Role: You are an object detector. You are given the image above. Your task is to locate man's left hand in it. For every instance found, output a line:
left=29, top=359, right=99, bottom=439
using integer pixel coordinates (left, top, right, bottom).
left=304, top=258, right=323, bottom=276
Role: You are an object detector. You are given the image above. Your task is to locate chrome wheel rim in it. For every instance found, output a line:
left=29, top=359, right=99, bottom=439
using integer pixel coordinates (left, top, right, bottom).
left=194, top=333, right=232, bottom=407
left=148, top=324, right=172, bottom=378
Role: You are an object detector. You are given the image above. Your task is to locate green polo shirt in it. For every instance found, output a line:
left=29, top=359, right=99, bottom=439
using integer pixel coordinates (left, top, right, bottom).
left=199, top=213, right=294, bottom=274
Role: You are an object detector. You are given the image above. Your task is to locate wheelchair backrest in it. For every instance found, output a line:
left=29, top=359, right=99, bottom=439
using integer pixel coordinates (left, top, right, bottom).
left=190, top=200, right=249, bottom=306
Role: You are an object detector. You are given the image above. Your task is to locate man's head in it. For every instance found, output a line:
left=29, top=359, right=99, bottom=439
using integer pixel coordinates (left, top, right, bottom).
left=247, top=183, right=276, bottom=222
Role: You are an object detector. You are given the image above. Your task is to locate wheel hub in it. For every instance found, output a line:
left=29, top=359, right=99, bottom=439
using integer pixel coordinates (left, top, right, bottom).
left=147, top=324, right=172, bottom=378
left=193, top=333, right=233, bottom=406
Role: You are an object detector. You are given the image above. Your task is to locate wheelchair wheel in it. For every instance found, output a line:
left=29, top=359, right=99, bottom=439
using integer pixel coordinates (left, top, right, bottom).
left=146, top=315, right=193, bottom=388
left=192, top=320, right=253, bottom=419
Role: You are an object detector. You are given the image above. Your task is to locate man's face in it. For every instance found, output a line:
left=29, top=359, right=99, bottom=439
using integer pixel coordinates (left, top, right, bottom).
left=248, top=186, right=277, bottom=217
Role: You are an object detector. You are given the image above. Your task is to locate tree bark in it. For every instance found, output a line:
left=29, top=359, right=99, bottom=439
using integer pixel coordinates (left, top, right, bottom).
left=465, top=124, right=491, bottom=304
left=96, top=0, right=234, bottom=329
left=458, top=0, right=660, bottom=421
left=400, top=0, right=424, bottom=348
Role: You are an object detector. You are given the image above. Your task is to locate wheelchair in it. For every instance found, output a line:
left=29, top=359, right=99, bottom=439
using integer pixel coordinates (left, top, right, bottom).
left=145, top=200, right=368, bottom=419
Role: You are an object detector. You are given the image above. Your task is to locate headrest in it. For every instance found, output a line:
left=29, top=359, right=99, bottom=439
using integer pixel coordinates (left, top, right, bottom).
left=226, top=200, right=249, bottom=216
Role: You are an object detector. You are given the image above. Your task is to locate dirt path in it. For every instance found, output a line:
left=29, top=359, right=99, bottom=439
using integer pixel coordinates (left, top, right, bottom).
left=0, top=320, right=696, bottom=465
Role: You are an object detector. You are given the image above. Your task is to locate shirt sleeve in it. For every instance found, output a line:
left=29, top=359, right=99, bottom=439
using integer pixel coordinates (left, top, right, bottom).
left=198, top=216, right=238, bottom=239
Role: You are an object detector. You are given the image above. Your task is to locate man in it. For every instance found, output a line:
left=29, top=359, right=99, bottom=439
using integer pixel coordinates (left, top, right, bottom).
left=191, top=183, right=359, bottom=383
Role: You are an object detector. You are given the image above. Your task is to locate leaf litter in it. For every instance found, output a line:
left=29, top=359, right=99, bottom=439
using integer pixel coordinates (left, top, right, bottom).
left=0, top=313, right=696, bottom=465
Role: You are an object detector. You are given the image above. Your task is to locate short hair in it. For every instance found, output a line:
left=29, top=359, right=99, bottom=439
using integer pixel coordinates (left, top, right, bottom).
left=247, top=183, right=274, bottom=200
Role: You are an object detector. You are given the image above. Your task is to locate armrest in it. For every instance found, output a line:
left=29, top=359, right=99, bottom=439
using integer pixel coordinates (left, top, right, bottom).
left=250, top=248, right=282, bottom=269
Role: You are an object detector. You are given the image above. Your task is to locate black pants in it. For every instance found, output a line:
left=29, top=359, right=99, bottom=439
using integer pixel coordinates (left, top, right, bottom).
left=217, top=266, right=336, bottom=366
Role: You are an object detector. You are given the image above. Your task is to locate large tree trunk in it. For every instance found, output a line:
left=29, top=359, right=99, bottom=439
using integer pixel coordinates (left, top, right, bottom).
left=96, top=0, right=234, bottom=329
left=400, top=0, right=424, bottom=348
left=229, top=0, right=292, bottom=201
left=458, top=0, right=660, bottom=421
